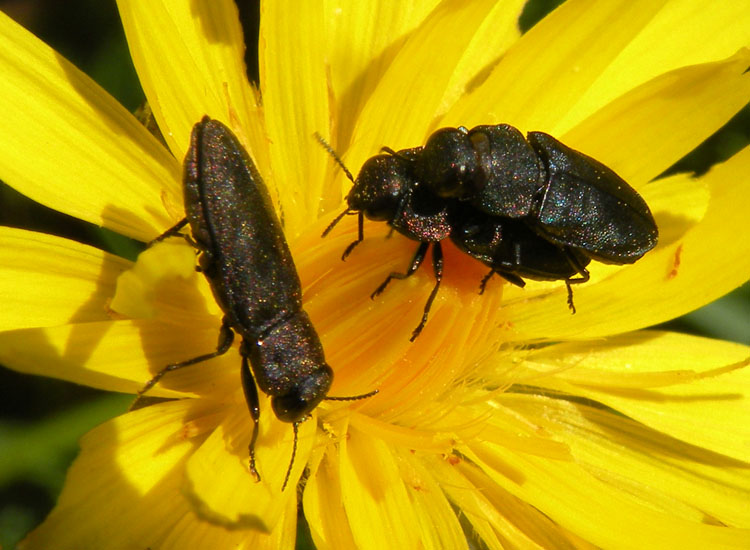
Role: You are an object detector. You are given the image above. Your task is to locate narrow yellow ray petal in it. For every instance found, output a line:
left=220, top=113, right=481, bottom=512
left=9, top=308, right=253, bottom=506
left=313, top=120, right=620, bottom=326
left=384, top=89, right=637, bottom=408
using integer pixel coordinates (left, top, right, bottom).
left=303, top=448, right=359, bottom=549
left=240, top=495, right=298, bottom=550
left=0, top=12, right=179, bottom=240
left=0, top=228, right=129, bottom=330
left=183, top=400, right=314, bottom=532
left=436, top=0, right=526, bottom=119
left=532, top=331, right=750, bottom=462
left=157, top=492, right=297, bottom=550
left=109, top=239, right=207, bottom=320
left=564, top=50, right=750, bottom=187
left=339, top=425, right=422, bottom=549
left=510, top=394, right=750, bottom=526
left=321, top=1, right=441, bottom=143
left=260, top=2, right=329, bottom=235
left=560, top=1, right=750, bottom=131
left=346, top=0, right=501, bottom=174
left=430, top=455, right=572, bottom=550
left=465, top=441, right=750, bottom=549
left=397, top=450, right=474, bottom=549
left=0, top=319, right=236, bottom=396
left=20, top=400, right=222, bottom=550
left=116, top=0, right=266, bottom=174
left=444, top=0, right=669, bottom=131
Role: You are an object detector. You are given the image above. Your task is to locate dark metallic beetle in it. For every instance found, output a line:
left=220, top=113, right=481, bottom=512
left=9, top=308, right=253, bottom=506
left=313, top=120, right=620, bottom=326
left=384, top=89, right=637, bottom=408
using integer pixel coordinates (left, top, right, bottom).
left=321, top=144, right=451, bottom=341
left=419, top=125, right=658, bottom=263
left=139, top=117, right=371, bottom=490
left=321, top=123, right=657, bottom=336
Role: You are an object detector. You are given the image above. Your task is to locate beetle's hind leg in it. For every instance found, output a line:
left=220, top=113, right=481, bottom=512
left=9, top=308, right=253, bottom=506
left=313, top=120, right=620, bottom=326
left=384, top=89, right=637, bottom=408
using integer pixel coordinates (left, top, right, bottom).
left=240, top=351, right=262, bottom=483
left=341, top=212, right=365, bottom=260
left=410, top=242, right=443, bottom=341
left=563, top=251, right=591, bottom=314
left=371, top=241, right=430, bottom=298
left=370, top=241, right=442, bottom=340
left=479, top=269, right=526, bottom=295
left=132, top=317, right=235, bottom=407
left=148, top=218, right=189, bottom=246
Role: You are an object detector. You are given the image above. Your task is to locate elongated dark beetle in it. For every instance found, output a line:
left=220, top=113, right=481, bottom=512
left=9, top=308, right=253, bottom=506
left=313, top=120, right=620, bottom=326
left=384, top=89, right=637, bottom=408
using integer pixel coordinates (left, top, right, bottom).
left=320, top=124, right=657, bottom=331
left=138, top=117, right=375, bottom=491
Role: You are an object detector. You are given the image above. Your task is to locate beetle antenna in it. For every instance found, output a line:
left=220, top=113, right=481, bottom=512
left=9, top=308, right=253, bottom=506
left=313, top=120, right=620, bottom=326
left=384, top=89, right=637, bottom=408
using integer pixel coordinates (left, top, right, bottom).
left=281, top=422, right=300, bottom=492
left=314, top=132, right=354, bottom=183
left=325, top=388, right=379, bottom=401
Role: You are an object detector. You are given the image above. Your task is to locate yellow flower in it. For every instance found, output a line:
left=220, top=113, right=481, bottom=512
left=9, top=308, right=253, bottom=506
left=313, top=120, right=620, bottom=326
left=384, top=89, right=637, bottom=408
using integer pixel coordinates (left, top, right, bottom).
left=1, top=1, right=749, bottom=549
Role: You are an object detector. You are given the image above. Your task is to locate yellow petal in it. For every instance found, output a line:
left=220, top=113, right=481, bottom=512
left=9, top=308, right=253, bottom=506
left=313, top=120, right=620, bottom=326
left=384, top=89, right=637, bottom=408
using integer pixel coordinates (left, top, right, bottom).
left=109, top=238, right=222, bottom=324
left=436, top=0, right=525, bottom=118
left=430, top=454, right=574, bottom=550
left=183, top=397, right=312, bottom=531
left=465, top=440, right=750, bottom=549
left=0, top=12, right=179, bottom=240
left=565, top=49, right=750, bottom=186
left=0, top=319, right=236, bottom=396
left=116, top=0, right=266, bottom=172
left=339, top=425, right=422, bottom=549
left=560, top=1, right=750, bottom=131
left=322, top=1, right=442, bottom=144
left=157, top=490, right=297, bottom=550
left=398, top=451, right=472, bottom=548
left=346, top=0, right=500, bottom=173
left=509, top=394, right=750, bottom=527
left=445, top=0, right=669, bottom=131
left=303, top=446, right=359, bottom=548
left=0, top=228, right=129, bottom=330
left=532, top=331, right=750, bottom=462
left=260, top=1, right=330, bottom=234
left=428, top=459, right=507, bottom=550
left=20, top=400, right=221, bottom=549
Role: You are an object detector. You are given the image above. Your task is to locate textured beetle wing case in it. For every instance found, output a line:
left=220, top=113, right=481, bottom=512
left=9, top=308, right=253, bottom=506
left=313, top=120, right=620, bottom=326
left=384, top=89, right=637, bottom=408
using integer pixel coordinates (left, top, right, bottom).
left=183, top=117, right=303, bottom=333
left=527, top=131, right=658, bottom=263
left=468, top=124, right=544, bottom=218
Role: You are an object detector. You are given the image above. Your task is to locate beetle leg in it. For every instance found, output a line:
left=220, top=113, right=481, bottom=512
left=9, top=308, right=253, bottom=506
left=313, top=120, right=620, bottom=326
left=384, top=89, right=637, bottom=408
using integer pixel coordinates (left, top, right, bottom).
left=281, top=422, right=299, bottom=492
left=481, top=269, right=526, bottom=294
left=410, top=242, right=443, bottom=341
left=562, top=251, right=591, bottom=314
left=148, top=218, right=188, bottom=246
left=479, top=269, right=496, bottom=294
left=241, top=353, right=262, bottom=482
left=342, top=212, right=364, bottom=260
left=135, top=317, right=235, bottom=403
left=371, top=241, right=430, bottom=298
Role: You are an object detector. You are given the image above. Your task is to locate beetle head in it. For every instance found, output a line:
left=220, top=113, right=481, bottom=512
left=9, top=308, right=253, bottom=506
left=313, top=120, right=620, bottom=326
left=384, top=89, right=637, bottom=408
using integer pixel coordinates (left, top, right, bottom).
left=271, top=363, right=334, bottom=423
left=348, top=154, right=414, bottom=221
